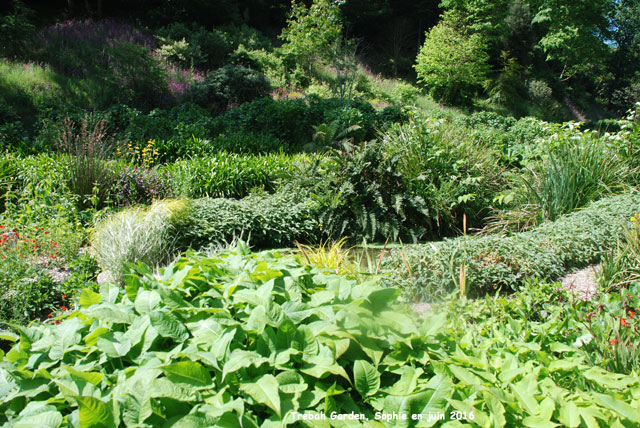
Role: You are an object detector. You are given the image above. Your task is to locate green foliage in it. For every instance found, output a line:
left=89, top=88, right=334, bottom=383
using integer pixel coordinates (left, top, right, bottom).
left=0, top=1, right=35, bottom=57
left=599, top=214, right=640, bottom=290
left=380, top=117, right=507, bottom=235
left=187, top=65, right=271, bottom=112
left=163, top=152, right=301, bottom=199
left=231, top=44, right=287, bottom=88
left=384, top=192, right=640, bottom=300
left=486, top=53, right=527, bottom=114
left=0, top=155, right=16, bottom=213
left=1, top=249, right=639, bottom=426
left=521, top=127, right=632, bottom=223
left=313, top=140, right=434, bottom=242
left=414, top=19, right=490, bottom=105
left=531, top=0, right=612, bottom=81
left=280, top=0, right=343, bottom=75
left=176, top=192, right=319, bottom=250
left=153, top=22, right=232, bottom=69
left=55, top=116, right=118, bottom=209
left=219, top=96, right=383, bottom=149
left=90, top=200, right=189, bottom=283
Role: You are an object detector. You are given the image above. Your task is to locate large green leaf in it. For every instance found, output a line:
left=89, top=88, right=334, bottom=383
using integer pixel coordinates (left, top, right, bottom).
left=162, top=361, right=212, bottom=387
left=353, top=360, right=380, bottom=397
left=63, top=366, right=104, bottom=386
left=222, top=349, right=268, bottom=379
left=85, top=304, right=136, bottom=324
left=281, top=301, right=315, bottom=324
left=48, top=318, right=82, bottom=361
left=13, top=411, right=63, bottom=428
left=134, top=289, right=162, bottom=314
left=421, top=374, right=453, bottom=417
left=510, top=382, right=539, bottom=415
left=240, top=375, right=281, bottom=417
left=593, top=393, right=640, bottom=423
left=276, top=371, right=308, bottom=394
left=97, top=336, right=132, bottom=358
left=149, top=311, right=189, bottom=341
left=79, top=289, right=102, bottom=308
left=76, top=396, right=116, bottom=428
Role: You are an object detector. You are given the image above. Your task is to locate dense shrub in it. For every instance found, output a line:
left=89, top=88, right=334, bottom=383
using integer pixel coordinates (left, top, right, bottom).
left=379, top=117, right=507, bottom=234
left=220, top=96, right=386, bottom=149
left=382, top=192, right=640, bottom=301
left=187, top=65, right=271, bottom=113
left=176, top=192, right=319, bottom=250
left=154, top=22, right=231, bottom=69
left=312, top=140, right=434, bottom=242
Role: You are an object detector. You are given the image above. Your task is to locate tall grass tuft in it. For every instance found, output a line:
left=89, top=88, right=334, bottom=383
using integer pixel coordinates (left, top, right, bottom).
left=598, top=214, right=640, bottom=290
left=56, top=115, right=117, bottom=208
left=522, top=133, right=632, bottom=223
left=489, top=129, right=635, bottom=232
left=91, top=199, right=188, bottom=283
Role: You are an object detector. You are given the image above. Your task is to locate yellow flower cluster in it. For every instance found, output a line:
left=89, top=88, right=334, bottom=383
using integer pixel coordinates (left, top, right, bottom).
left=117, top=139, right=159, bottom=167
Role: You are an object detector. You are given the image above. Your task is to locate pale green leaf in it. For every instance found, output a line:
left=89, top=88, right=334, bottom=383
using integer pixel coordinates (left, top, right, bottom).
left=79, top=289, right=102, bottom=308
left=558, top=401, right=580, bottom=428
left=162, top=361, right=212, bottom=387
left=149, top=311, right=189, bottom=341
left=240, top=375, right=281, bottom=417
left=134, top=289, right=162, bottom=314
left=76, top=396, right=115, bottom=428
left=593, top=392, right=640, bottom=422
left=353, top=360, right=380, bottom=397
left=63, top=366, right=104, bottom=386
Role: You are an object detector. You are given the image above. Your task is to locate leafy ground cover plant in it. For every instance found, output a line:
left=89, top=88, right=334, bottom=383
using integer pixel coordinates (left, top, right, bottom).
left=176, top=191, right=320, bottom=250
left=1, top=248, right=639, bottom=426
left=383, top=192, right=640, bottom=301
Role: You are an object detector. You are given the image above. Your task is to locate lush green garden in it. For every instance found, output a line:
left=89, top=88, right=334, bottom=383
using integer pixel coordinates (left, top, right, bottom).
left=1, top=0, right=640, bottom=426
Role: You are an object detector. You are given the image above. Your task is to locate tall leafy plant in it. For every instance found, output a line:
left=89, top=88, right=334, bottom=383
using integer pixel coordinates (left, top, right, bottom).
left=314, top=140, right=431, bottom=242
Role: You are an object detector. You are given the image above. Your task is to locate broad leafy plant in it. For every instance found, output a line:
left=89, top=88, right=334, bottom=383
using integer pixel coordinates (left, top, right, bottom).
left=1, top=248, right=639, bottom=426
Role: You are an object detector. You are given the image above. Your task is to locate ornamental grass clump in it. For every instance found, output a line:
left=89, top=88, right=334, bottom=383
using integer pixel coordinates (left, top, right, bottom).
left=56, top=115, right=118, bottom=209
left=90, top=199, right=188, bottom=283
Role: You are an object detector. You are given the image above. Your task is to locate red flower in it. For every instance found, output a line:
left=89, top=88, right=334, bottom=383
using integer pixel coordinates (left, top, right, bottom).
left=47, top=313, right=52, bottom=317
left=62, top=295, right=66, bottom=299
left=621, top=318, right=628, bottom=326
left=629, top=311, right=635, bottom=319
left=60, top=306, right=68, bottom=311
left=610, top=339, right=618, bottom=345
left=44, top=231, right=49, bottom=235
left=55, top=320, right=59, bottom=324
left=0, top=225, right=4, bottom=229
